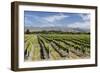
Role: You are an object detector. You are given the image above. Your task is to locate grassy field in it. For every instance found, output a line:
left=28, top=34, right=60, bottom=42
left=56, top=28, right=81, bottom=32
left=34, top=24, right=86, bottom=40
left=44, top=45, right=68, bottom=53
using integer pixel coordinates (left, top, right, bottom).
left=24, top=33, right=90, bottom=61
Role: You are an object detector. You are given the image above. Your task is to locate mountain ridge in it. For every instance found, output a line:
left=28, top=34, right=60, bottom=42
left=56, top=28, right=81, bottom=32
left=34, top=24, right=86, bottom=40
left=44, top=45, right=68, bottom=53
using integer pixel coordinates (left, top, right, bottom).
left=24, top=26, right=90, bottom=33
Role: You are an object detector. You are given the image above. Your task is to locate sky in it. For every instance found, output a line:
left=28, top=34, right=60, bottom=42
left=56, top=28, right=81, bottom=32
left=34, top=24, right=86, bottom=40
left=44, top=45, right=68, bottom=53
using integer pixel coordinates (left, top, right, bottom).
left=24, top=11, right=90, bottom=29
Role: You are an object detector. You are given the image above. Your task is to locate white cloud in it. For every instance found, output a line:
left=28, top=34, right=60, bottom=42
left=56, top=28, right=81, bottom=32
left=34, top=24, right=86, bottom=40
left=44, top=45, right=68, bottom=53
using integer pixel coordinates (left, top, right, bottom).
left=67, top=14, right=90, bottom=29
left=79, top=14, right=90, bottom=21
left=67, top=21, right=90, bottom=29
left=40, top=23, right=55, bottom=27
left=43, top=13, right=69, bottom=22
left=30, top=13, right=69, bottom=27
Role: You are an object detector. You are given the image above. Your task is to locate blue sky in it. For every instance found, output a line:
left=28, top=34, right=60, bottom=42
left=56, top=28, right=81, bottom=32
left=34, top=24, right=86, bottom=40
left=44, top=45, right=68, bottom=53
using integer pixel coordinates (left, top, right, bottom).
left=24, top=11, right=90, bottom=29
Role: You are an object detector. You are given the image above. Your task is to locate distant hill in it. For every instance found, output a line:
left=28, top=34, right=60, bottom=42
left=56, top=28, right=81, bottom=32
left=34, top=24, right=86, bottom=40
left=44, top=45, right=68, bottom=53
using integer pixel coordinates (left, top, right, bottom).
left=24, top=26, right=90, bottom=33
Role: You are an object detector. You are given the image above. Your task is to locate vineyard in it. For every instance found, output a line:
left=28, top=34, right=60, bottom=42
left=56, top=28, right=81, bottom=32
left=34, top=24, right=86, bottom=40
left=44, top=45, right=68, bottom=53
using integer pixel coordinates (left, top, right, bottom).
left=24, top=33, right=90, bottom=61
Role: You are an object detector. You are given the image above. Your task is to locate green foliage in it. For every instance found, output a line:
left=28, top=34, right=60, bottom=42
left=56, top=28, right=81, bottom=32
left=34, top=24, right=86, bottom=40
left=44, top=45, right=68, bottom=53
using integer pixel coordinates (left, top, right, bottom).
left=24, top=33, right=90, bottom=61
